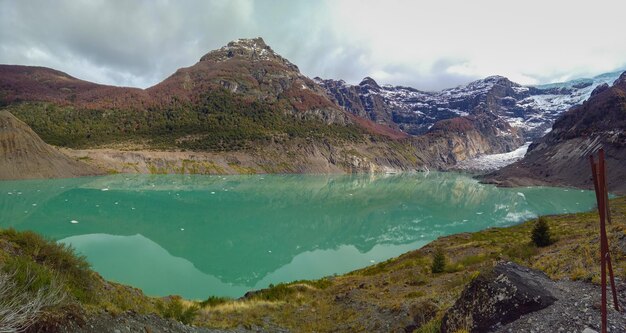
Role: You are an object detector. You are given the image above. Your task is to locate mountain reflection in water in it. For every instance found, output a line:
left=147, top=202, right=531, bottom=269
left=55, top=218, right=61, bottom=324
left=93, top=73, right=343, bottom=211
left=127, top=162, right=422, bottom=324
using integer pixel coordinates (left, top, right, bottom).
left=0, top=173, right=597, bottom=298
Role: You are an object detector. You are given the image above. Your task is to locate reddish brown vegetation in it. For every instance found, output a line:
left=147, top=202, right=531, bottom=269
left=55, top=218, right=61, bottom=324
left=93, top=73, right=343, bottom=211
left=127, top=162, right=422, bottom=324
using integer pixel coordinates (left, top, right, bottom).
left=0, top=65, right=150, bottom=109
left=0, top=54, right=409, bottom=141
left=349, top=113, right=409, bottom=140
left=428, top=116, right=476, bottom=134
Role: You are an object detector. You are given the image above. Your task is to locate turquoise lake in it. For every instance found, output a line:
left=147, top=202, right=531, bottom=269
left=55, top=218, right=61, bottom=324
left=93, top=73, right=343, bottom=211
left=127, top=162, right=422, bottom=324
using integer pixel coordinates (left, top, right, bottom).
left=0, top=173, right=597, bottom=299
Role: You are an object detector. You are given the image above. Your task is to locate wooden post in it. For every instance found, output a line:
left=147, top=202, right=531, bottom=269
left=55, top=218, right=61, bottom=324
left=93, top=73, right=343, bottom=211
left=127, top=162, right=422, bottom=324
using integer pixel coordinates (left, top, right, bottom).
left=590, top=155, right=607, bottom=333
left=598, top=149, right=620, bottom=312
left=590, top=149, right=621, bottom=333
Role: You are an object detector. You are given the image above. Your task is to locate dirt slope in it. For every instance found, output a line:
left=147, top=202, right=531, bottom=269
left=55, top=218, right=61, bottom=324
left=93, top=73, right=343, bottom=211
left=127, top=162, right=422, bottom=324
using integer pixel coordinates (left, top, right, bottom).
left=0, top=111, right=103, bottom=180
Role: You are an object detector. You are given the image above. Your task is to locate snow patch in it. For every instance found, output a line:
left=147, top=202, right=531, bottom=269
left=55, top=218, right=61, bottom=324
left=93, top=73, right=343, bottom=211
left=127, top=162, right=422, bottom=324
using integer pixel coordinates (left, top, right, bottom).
left=456, top=142, right=531, bottom=171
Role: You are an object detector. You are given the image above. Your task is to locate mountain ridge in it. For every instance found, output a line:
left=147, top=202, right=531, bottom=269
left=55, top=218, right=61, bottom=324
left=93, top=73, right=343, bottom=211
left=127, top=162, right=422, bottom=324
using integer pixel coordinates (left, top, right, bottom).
left=318, top=70, right=623, bottom=138
left=481, top=71, right=626, bottom=194
left=3, top=37, right=611, bottom=178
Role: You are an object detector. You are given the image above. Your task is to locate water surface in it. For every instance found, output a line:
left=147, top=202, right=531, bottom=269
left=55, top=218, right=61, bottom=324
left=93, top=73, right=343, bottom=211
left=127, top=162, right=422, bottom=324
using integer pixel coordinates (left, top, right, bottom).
left=0, top=173, right=597, bottom=299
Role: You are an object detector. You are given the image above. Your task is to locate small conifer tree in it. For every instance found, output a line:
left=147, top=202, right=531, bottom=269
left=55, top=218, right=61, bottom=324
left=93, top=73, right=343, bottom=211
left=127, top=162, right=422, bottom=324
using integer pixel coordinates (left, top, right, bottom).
left=531, top=217, right=552, bottom=247
left=431, top=248, right=446, bottom=273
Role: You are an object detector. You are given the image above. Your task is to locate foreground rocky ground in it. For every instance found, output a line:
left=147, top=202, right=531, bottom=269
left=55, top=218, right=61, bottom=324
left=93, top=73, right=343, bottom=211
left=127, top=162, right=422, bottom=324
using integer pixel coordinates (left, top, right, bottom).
left=440, top=261, right=625, bottom=333
left=495, top=278, right=625, bottom=333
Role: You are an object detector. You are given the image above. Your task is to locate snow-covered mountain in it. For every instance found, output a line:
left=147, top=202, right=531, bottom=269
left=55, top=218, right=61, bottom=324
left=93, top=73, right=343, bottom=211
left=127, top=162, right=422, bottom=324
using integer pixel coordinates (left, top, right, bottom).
left=316, top=70, right=623, bottom=139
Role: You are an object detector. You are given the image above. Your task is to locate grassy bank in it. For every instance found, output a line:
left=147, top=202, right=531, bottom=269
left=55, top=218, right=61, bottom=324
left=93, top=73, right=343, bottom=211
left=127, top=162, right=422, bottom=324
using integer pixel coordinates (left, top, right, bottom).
left=189, top=196, right=626, bottom=332
left=1, top=197, right=624, bottom=332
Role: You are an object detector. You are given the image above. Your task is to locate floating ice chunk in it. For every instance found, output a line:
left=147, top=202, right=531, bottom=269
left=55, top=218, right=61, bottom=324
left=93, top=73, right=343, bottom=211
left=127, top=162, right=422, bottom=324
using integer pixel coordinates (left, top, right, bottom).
left=70, top=220, right=79, bottom=224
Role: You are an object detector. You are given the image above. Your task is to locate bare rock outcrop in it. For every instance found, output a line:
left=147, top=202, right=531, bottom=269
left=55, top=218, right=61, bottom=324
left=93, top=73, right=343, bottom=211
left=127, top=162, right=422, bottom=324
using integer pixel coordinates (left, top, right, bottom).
left=441, top=261, right=556, bottom=333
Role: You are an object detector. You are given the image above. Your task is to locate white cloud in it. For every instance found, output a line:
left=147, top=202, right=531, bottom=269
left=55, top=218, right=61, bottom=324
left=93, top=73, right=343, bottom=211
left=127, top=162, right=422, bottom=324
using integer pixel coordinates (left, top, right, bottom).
left=0, top=0, right=624, bottom=90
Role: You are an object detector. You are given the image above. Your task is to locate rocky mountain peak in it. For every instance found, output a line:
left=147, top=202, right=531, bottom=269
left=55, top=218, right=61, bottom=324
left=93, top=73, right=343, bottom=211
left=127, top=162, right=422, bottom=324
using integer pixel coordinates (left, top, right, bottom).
left=359, top=77, right=381, bottom=90
left=613, top=71, right=626, bottom=87
left=199, top=37, right=299, bottom=72
left=227, top=37, right=268, bottom=49
left=483, top=75, right=511, bottom=83
left=590, top=83, right=609, bottom=97
left=463, top=75, right=518, bottom=91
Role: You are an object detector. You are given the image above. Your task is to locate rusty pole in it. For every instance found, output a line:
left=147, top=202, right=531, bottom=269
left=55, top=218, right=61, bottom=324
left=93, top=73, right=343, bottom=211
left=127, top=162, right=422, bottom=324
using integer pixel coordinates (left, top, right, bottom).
left=598, top=149, right=620, bottom=311
left=590, top=149, right=621, bottom=333
left=590, top=154, right=607, bottom=333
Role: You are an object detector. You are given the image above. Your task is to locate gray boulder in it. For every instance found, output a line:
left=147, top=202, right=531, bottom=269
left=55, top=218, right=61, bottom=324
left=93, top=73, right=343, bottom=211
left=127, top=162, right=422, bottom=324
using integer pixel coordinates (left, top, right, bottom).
left=441, top=261, right=557, bottom=333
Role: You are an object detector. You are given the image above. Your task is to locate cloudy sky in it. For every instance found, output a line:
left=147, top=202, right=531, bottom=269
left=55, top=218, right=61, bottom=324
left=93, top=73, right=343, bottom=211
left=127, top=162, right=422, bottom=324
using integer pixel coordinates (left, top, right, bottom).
left=1, top=0, right=625, bottom=91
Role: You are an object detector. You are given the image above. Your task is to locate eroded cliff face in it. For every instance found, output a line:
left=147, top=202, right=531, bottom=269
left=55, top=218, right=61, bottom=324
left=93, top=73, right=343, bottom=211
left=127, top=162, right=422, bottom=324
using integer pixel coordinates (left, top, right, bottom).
left=417, top=112, right=525, bottom=167
left=62, top=138, right=421, bottom=175
left=63, top=112, right=524, bottom=176
left=483, top=72, right=626, bottom=194
left=0, top=111, right=103, bottom=180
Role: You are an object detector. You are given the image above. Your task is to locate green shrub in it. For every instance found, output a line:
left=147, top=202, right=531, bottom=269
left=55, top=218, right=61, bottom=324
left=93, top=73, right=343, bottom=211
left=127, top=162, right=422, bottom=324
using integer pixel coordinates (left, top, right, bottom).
left=157, top=298, right=199, bottom=324
left=531, top=217, right=552, bottom=247
left=199, top=296, right=230, bottom=308
left=0, top=266, right=66, bottom=332
left=0, top=229, right=94, bottom=302
left=504, top=243, right=538, bottom=262
left=414, top=318, right=441, bottom=333
left=7, top=89, right=364, bottom=152
left=2, top=257, right=54, bottom=293
left=251, top=283, right=298, bottom=301
left=431, top=248, right=446, bottom=274
left=294, top=278, right=333, bottom=290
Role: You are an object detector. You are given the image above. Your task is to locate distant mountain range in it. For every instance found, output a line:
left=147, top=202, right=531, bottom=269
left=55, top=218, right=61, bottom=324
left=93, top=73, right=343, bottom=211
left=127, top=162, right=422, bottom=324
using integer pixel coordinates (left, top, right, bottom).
left=0, top=37, right=623, bottom=179
left=317, top=71, right=622, bottom=139
left=483, top=72, right=626, bottom=194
